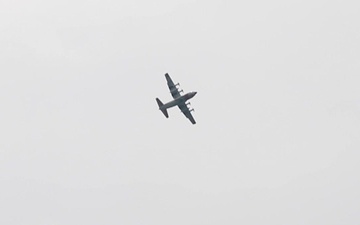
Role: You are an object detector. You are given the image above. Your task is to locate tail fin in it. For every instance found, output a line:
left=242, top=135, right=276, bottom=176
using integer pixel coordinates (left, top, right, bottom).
left=156, top=98, right=169, bottom=118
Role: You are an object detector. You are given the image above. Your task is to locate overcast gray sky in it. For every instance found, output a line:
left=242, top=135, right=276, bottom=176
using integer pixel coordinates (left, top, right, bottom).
left=1, top=0, right=360, bottom=224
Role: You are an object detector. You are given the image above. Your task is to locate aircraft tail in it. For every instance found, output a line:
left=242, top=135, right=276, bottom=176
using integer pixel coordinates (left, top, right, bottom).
left=156, top=98, right=169, bottom=118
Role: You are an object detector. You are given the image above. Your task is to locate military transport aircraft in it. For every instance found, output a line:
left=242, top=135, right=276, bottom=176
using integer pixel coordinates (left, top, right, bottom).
left=156, top=73, right=197, bottom=124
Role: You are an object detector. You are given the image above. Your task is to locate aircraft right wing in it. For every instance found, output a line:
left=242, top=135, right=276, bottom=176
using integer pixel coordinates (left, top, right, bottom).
left=165, top=73, right=181, bottom=99
left=178, top=102, right=196, bottom=124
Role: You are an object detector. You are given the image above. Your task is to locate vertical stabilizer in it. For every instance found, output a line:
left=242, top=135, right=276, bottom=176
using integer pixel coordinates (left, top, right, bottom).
left=156, top=98, right=169, bottom=118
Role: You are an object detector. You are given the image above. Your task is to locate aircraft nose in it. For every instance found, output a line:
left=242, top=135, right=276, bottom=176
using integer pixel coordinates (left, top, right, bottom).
left=194, top=91, right=197, bottom=95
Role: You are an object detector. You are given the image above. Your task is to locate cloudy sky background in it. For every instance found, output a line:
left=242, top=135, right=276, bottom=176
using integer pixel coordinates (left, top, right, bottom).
left=1, top=0, right=359, bottom=224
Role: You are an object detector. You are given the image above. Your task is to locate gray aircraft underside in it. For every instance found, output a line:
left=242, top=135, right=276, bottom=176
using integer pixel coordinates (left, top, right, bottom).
left=156, top=73, right=197, bottom=124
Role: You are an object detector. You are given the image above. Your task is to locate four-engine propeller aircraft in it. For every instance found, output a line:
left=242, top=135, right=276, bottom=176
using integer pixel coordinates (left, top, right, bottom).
left=156, top=73, right=197, bottom=124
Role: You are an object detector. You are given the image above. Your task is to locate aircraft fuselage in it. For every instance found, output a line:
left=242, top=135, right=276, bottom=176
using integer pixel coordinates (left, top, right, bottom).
left=161, top=92, right=197, bottom=110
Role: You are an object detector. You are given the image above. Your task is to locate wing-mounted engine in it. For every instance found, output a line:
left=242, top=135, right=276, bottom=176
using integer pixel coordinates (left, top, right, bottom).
left=186, top=102, right=195, bottom=112
left=170, top=83, right=184, bottom=96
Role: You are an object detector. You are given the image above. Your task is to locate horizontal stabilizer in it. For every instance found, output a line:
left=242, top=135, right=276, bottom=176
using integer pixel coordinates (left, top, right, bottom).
left=156, top=98, right=169, bottom=118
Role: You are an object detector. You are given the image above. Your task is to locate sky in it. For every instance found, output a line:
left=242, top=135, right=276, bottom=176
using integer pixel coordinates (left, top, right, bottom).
left=0, top=0, right=360, bottom=224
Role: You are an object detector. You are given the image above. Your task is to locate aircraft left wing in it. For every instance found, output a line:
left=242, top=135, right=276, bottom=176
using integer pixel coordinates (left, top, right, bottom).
left=178, top=102, right=196, bottom=124
left=165, top=73, right=182, bottom=99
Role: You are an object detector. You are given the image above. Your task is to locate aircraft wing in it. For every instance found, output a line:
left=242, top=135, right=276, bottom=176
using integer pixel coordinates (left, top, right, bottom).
left=165, top=73, right=181, bottom=99
left=178, top=102, right=196, bottom=124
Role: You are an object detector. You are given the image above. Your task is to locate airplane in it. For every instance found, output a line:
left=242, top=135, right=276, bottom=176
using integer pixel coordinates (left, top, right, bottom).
left=156, top=73, right=197, bottom=124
